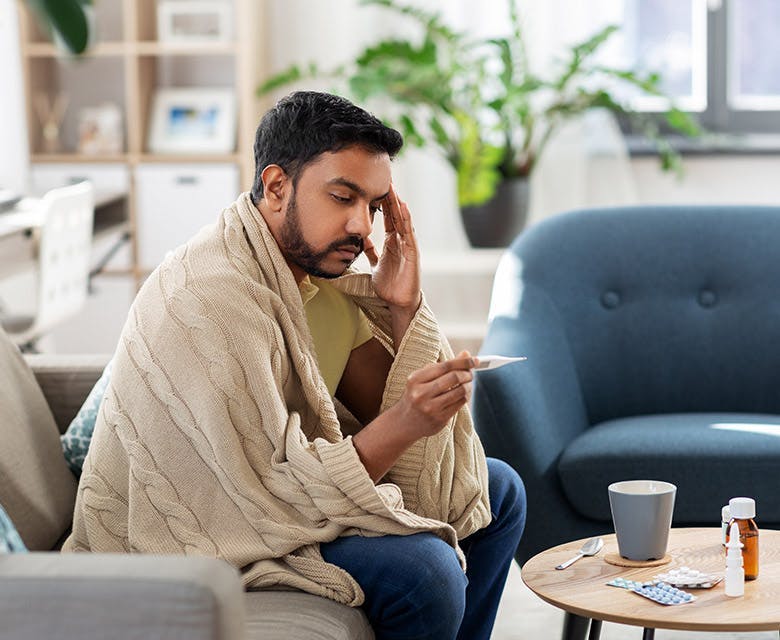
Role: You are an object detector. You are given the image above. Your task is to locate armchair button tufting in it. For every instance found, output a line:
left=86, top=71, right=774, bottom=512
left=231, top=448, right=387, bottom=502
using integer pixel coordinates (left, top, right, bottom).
left=601, top=291, right=620, bottom=309
left=698, top=289, right=717, bottom=307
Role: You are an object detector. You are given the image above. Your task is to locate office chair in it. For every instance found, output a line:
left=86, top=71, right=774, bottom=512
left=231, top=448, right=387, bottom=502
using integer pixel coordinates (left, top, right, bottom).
left=1, top=181, right=95, bottom=352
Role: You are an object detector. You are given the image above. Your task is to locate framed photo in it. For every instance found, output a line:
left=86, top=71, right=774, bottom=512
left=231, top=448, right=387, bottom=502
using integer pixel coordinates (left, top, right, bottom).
left=147, top=88, right=236, bottom=154
left=77, top=102, right=123, bottom=155
left=157, top=0, right=233, bottom=43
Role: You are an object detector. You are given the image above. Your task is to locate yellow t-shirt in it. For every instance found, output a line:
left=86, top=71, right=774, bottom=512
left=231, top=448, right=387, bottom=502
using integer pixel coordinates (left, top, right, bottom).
left=300, top=276, right=374, bottom=396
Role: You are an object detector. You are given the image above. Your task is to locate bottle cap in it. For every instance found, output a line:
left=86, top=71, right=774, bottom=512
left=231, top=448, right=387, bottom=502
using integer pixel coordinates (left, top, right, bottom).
left=721, top=505, right=730, bottom=522
left=729, top=497, right=755, bottom=519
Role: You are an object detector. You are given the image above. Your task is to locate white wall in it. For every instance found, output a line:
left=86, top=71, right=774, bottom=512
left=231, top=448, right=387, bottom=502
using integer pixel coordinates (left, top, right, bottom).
left=632, top=156, right=780, bottom=206
left=0, top=0, right=29, bottom=193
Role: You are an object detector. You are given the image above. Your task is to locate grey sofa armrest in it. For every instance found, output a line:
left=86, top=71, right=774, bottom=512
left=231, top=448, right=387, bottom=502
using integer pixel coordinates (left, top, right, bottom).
left=25, top=354, right=111, bottom=432
left=0, top=553, right=245, bottom=640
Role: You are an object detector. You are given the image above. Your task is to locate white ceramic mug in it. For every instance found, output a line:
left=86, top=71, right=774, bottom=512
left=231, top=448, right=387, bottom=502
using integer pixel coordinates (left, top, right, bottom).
left=608, top=480, right=676, bottom=561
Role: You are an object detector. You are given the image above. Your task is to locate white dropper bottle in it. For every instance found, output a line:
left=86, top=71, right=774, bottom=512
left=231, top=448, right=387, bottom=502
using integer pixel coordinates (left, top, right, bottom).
left=725, top=521, right=744, bottom=597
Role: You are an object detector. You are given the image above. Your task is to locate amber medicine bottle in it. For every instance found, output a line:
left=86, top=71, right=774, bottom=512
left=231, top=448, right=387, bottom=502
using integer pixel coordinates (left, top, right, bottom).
left=727, top=497, right=759, bottom=580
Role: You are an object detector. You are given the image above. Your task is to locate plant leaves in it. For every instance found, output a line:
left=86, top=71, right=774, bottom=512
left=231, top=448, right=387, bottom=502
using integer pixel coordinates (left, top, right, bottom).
left=257, top=66, right=306, bottom=95
left=428, top=115, right=451, bottom=148
left=27, top=0, right=89, bottom=54
left=398, top=114, right=425, bottom=146
left=454, top=112, right=503, bottom=207
left=665, top=107, right=700, bottom=137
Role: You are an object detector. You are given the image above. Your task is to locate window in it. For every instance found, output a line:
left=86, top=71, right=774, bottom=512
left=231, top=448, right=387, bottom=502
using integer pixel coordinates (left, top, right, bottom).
left=607, top=0, right=780, bottom=135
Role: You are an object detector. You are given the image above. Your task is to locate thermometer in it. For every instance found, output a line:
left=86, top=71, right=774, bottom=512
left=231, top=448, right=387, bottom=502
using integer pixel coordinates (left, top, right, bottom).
left=472, top=355, right=527, bottom=371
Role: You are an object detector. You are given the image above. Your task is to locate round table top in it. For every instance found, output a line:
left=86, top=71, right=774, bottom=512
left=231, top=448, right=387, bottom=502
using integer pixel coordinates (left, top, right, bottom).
left=521, top=527, right=780, bottom=632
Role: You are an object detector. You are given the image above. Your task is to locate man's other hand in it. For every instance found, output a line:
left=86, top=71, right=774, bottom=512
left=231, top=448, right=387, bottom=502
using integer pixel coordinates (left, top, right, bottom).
left=364, top=183, right=421, bottom=312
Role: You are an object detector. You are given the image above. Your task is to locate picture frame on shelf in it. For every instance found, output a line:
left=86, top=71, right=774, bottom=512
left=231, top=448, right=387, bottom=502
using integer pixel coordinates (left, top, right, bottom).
left=78, top=102, right=123, bottom=155
left=157, top=0, right=233, bottom=43
left=147, top=88, right=236, bottom=154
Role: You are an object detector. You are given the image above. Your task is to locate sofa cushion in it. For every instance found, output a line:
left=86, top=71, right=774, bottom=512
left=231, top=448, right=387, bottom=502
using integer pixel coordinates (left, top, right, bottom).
left=558, top=413, right=780, bottom=523
left=0, top=504, right=28, bottom=553
left=243, top=591, right=373, bottom=640
left=0, top=328, right=77, bottom=550
left=60, top=359, right=112, bottom=474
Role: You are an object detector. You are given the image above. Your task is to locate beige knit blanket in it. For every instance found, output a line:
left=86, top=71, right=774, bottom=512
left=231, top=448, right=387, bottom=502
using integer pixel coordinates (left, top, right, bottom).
left=63, top=192, right=490, bottom=605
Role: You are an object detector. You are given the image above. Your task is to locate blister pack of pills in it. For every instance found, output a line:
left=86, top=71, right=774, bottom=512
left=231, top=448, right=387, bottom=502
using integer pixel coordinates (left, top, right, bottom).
left=632, top=582, right=695, bottom=605
left=653, top=567, right=722, bottom=589
left=606, top=578, right=655, bottom=590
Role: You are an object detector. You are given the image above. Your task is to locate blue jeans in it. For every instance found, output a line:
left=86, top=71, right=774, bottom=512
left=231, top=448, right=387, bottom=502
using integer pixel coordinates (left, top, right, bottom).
left=320, top=458, right=526, bottom=640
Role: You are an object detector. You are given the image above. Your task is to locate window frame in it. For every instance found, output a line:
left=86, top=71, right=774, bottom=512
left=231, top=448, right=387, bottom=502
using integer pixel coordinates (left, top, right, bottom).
left=712, top=1, right=780, bottom=133
left=624, top=0, right=780, bottom=141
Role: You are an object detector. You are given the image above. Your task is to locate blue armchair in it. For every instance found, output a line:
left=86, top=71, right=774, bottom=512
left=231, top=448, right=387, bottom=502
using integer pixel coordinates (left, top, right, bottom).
left=472, top=205, right=780, bottom=564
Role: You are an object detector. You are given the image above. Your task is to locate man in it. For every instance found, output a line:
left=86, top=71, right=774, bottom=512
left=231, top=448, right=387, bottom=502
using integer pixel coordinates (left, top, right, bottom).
left=65, top=91, right=525, bottom=640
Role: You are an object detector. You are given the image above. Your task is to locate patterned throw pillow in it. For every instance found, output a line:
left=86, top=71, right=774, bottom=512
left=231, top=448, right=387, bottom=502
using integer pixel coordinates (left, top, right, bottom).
left=0, top=504, right=27, bottom=553
left=60, top=360, right=112, bottom=475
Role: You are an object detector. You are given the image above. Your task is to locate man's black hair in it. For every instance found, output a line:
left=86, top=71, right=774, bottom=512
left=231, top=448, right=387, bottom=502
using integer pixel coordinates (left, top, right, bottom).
left=251, top=91, right=403, bottom=203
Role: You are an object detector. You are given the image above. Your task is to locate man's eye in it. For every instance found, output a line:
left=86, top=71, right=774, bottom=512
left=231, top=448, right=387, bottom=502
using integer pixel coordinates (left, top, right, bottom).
left=332, top=194, right=351, bottom=204
left=369, top=204, right=382, bottom=214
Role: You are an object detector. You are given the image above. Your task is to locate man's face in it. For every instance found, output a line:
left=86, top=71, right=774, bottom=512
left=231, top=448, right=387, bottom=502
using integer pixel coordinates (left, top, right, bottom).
left=277, top=146, right=391, bottom=280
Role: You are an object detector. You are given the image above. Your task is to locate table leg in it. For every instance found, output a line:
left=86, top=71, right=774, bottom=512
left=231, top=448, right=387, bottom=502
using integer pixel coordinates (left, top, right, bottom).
left=642, top=629, right=655, bottom=640
left=561, top=612, right=591, bottom=640
left=587, top=619, right=602, bottom=640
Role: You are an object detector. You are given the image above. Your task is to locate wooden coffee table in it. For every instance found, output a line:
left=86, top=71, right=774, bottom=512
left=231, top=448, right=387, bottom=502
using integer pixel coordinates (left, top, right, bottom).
left=522, top=528, right=780, bottom=640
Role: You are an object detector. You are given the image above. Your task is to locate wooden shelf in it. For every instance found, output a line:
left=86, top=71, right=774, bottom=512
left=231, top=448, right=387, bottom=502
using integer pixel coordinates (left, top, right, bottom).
left=25, top=42, right=129, bottom=57
left=32, top=154, right=128, bottom=163
left=134, top=153, right=242, bottom=164
left=135, top=41, right=237, bottom=56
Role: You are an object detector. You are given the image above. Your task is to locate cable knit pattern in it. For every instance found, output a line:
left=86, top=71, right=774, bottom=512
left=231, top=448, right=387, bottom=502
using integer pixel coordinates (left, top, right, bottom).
left=62, top=192, right=491, bottom=605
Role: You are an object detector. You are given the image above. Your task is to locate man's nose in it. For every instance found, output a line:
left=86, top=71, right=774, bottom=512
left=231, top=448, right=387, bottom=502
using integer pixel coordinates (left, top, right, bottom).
left=345, top=204, right=373, bottom=237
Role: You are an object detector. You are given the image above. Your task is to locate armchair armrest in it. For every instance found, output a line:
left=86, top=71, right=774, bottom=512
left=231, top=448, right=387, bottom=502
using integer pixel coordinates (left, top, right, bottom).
left=474, top=282, right=589, bottom=471
left=0, top=553, right=245, bottom=640
left=473, top=280, right=593, bottom=562
left=25, top=354, right=111, bottom=433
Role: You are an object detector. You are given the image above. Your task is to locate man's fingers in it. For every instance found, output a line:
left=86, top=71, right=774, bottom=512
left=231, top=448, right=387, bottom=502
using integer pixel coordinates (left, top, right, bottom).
left=439, top=381, right=472, bottom=412
left=397, top=200, right=415, bottom=239
left=408, top=355, right=475, bottom=384
left=382, top=185, right=398, bottom=234
left=364, top=237, right=379, bottom=267
left=429, top=381, right=473, bottom=418
left=435, top=369, right=472, bottom=395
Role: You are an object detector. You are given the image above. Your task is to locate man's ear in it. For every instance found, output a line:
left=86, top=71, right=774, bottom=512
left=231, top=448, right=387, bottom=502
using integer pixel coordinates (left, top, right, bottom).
left=260, top=165, right=289, bottom=212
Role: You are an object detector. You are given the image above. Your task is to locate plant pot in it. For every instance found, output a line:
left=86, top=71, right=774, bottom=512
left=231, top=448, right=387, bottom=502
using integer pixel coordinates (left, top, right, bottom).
left=459, top=177, right=530, bottom=248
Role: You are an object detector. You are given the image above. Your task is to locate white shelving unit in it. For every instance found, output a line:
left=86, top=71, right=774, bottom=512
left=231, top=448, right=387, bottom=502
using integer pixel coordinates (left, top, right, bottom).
left=18, top=0, right=267, bottom=280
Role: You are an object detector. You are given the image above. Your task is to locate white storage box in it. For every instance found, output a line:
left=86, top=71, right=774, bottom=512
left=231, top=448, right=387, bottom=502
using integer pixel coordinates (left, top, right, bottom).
left=135, top=163, right=239, bottom=271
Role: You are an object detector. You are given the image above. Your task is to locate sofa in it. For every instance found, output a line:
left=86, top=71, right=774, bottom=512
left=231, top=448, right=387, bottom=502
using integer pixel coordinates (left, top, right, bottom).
left=0, top=332, right=373, bottom=639
left=472, top=205, right=780, bottom=564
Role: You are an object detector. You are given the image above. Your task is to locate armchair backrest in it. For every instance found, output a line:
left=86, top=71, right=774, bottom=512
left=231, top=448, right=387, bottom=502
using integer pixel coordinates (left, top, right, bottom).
left=493, top=205, right=780, bottom=424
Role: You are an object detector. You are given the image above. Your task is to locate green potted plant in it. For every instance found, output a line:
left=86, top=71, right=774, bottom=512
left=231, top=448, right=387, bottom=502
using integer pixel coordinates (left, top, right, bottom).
left=258, top=0, right=699, bottom=247
left=25, top=0, right=92, bottom=55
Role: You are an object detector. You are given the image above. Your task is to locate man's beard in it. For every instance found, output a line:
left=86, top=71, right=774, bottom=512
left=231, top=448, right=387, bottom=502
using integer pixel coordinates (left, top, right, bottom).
left=279, top=190, right=364, bottom=279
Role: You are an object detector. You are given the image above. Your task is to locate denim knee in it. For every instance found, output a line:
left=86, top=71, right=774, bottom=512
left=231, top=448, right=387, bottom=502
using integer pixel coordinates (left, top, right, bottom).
left=376, top=534, right=467, bottom=635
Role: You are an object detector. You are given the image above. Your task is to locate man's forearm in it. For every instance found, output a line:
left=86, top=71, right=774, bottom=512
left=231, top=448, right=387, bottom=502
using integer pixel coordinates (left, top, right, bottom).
left=351, top=404, right=418, bottom=482
left=351, top=352, right=475, bottom=483
left=388, top=295, right=421, bottom=352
